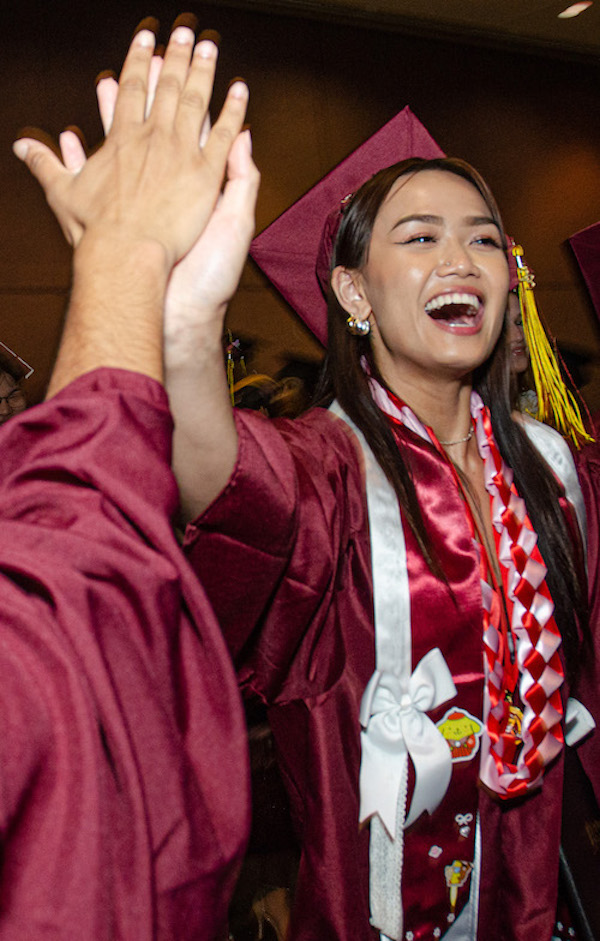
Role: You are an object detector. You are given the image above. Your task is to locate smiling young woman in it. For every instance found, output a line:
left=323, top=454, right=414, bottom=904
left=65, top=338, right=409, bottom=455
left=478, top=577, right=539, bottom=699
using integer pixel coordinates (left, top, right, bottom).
left=331, top=169, right=509, bottom=407
left=175, top=152, right=598, bottom=940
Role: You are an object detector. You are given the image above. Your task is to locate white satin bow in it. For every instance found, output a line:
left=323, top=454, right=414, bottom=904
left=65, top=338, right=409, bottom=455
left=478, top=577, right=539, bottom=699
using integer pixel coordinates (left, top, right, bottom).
left=359, top=647, right=457, bottom=836
left=565, top=697, right=596, bottom=746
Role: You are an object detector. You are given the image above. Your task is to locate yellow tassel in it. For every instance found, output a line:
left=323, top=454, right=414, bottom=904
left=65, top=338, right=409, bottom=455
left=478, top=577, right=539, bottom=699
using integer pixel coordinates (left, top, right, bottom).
left=226, top=330, right=236, bottom=406
left=225, top=331, right=249, bottom=405
left=512, top=245, right=593, bottom=449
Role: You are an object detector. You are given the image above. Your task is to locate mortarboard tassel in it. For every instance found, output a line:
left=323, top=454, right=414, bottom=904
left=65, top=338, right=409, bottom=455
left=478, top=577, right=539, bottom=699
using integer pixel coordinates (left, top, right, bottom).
left=225, top=331, right=247, bottom=406
left=513, top=244, right=593, bottom=449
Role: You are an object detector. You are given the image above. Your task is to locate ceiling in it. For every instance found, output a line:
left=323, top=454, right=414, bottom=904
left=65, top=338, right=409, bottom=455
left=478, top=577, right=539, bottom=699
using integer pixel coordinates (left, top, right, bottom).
left=214, top=0, right=600, bottom=59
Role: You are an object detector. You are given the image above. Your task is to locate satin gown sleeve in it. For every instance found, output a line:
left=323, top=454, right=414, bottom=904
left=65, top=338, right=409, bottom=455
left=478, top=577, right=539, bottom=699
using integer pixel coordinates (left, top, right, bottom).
left=185, top=406, right=378, bottom=939
left=184, top=406, right=372, bottom=705
left=0, top=367, right=249, bottom=940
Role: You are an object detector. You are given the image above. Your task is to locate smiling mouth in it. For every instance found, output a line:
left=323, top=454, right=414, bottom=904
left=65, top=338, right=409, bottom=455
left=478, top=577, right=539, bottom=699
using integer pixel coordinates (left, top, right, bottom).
left=424, top=292, right=482, bottom=326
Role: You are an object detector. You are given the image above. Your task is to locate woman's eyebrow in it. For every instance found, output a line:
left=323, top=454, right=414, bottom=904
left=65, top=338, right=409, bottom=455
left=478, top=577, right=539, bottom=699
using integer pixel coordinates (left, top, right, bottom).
left=389, top=213, right=442, bottom=233
left=465, top=215, right=499, bottom=228
left=388, top=213, right=499, bottom=235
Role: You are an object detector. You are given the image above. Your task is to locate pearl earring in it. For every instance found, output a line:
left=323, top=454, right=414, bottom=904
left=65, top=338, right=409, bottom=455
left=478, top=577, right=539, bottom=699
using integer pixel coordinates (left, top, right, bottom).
left=346, top=316, right=371, bottom=336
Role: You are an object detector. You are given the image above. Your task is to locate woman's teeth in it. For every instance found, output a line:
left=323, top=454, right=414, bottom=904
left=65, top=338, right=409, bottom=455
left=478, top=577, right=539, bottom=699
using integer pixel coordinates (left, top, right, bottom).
left=424, top=293, right=481, bottom=324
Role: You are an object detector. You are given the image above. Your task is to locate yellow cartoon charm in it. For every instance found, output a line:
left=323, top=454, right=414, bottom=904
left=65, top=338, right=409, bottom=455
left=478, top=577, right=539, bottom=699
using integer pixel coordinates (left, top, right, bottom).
left=437, top=708, right=483, bottom=763
left=445, top=859, right=473, bottom=916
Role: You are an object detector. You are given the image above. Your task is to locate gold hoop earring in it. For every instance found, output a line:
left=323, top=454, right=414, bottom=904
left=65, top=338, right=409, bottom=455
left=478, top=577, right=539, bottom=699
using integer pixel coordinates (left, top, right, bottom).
left=346, top=316, right=371, bottom=336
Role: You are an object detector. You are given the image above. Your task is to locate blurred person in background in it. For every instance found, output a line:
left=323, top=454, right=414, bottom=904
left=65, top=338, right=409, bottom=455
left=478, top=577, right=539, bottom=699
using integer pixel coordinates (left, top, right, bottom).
left=0, top=344, right=30, bottom=425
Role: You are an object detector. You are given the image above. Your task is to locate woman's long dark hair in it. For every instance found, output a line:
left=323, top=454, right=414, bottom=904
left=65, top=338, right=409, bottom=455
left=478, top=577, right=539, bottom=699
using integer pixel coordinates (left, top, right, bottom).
left=314, top=156, right=588, bottom=679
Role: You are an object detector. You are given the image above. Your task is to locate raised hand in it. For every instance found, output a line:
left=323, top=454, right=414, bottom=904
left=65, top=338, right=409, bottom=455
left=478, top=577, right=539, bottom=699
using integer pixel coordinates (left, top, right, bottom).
left=20, top=17, right=257, bottom=505
left=14, top=25, right=249, bottom=273
left=13, top=20, right=252, bottom=395
left=88, top=49, right=259, bottom=349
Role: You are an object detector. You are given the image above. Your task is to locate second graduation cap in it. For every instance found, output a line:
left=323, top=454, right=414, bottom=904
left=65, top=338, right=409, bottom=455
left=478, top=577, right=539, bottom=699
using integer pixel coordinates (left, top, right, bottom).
left=569, top=221, right=600, bottom=321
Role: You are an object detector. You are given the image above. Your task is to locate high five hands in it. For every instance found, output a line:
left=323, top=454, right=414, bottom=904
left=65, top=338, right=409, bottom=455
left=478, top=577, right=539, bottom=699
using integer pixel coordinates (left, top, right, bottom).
left=14, top=20, right=259, bottom=301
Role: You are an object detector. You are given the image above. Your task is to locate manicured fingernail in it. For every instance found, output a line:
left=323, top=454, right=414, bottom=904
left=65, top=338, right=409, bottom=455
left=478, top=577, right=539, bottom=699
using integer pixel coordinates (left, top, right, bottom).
left=13, top=139, right=29, bottom=159
left=195, top=39, right=218, bottom=59
left=135, top=29, right=155, bottom=48
left=95, top=69, right=116, bottom=87
left=171, top=26, right=195, bottom=44
left=172, top=12, right=198, bottom=33
left=135, top=16, right=159, bottom=36
left=228, top=80, right=248, bottom=99
left=198, top=29, right=221, bottom=47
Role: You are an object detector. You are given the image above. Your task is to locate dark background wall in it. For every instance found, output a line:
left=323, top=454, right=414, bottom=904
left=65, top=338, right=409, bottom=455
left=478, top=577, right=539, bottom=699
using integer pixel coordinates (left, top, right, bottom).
left=3, top=2, right=600, bottom=407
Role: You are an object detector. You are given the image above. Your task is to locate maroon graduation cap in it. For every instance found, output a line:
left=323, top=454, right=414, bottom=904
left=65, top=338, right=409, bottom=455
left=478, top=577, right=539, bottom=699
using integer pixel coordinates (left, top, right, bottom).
left=250, top=107, right=445, bottom=345
left=569, top=221, right=600, bottom=319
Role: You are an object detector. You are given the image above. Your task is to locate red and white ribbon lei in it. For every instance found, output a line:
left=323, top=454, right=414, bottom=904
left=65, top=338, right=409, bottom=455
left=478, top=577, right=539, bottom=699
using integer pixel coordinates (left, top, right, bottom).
left=370, top=379, right=565, bottom=799
left=472, top=395, right=564, bottom=797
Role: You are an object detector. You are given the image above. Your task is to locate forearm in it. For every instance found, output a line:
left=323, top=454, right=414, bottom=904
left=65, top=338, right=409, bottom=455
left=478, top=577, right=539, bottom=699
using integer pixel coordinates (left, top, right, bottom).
left=166, top=312, right=238, bottom=523
left=48, top=233, right=170, bottom=397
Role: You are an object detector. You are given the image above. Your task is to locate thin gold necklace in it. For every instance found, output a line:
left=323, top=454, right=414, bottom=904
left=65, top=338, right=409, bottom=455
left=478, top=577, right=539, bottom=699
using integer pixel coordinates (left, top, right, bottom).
left=438, top=426, right=474, bottom=446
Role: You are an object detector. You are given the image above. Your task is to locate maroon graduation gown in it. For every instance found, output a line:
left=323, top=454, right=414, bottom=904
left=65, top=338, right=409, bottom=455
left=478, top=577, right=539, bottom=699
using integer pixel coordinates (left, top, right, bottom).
left=0, top=368, right=249, bottom=939
left=572, top=442, right=600, bottom=786
left=186, top=405, right=598, bottom=941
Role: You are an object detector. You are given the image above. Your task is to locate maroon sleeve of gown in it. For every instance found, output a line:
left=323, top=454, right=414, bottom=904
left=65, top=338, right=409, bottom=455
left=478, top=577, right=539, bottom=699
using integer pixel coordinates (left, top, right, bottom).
left=0, top=368, right=249, bottom=940
left=184, top=406, right=370, bottom=704
left=572, top=442, right=600, bottom=803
